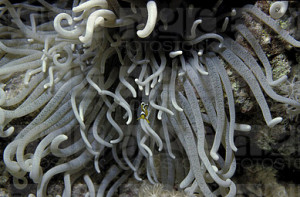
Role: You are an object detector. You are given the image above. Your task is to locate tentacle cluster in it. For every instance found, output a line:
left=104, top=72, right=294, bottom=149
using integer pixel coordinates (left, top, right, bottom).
left=0, top=0, right=299, bottom=196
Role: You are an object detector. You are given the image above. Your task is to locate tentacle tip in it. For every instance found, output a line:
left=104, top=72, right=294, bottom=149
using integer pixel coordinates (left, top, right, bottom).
left=9, top=126, right=15, bottom=133
left=243, top=125, right=251, bottom=131
left=67, top=19, right=73, bottom=26
left=61, top=134, right=68, bottom=141
left=178, top=72, right=185, bottom=76
left=210, top=152, right=219, bottom=160
left=232, top=146, right=238, bottom=152
left=269, top=75, right=288, bottom=86
left=231, top=9, right=237, bottom=16
left=235, top=123, right=251, bottom=131
left=1, top=126, right=14, bottom=137
left=95, top=17, right=104, bottom=26
left=267, top=117, right=283, bottom=127
left=179, top=183, right=185, bottom=189
left=269, top=1, right=288, bottom=19
left=225, top=179, right=232, bottom=184
left=281, top=75, right=288, bottom=80
left=114, top=98, right=121, bottom=104
left=110, top=139, right=121, bottom=144
left=212, top=165, right=218, bottom=172
left=79, top=36, right=87, bottom=43
left=137, top=30, right=148, bottom=38
left=134, top=173, right=142, bottom=182
left=28, top=193, right=36, bottom=197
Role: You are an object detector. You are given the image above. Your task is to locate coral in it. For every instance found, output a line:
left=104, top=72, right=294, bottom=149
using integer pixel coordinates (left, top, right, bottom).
left=118, top=178, right=141, bottom=197
left=270, top=54, right=291, bottom=82
left=256, top=124, right=287, bottom=151
left=139, top=182, right=188, bottom=197
left=0, top=188, right=9, bottom=197
left=235, top=164, right=288, bottom=197
left=72, top=183, right=89, bottom=197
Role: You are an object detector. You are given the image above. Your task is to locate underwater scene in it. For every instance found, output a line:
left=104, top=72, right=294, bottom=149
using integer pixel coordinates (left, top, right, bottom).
left=0, top=0, right=299, bottom=196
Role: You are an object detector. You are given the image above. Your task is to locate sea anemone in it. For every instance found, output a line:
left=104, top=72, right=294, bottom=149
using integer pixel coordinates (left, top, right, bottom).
left=0, top=0, right=299, bottom=196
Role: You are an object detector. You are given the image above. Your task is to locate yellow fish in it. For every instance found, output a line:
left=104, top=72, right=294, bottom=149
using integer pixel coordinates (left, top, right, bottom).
left=141, top=102, right=149, bottom=116
left=138, top=102, right=149, bottom=123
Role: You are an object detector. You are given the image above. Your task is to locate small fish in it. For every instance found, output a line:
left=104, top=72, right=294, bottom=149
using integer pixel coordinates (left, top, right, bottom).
left=138, top=102, right=149, bottom=123
left=137, top=111, right=150, bottom=123
left=141, top=102, right=149, bottom=116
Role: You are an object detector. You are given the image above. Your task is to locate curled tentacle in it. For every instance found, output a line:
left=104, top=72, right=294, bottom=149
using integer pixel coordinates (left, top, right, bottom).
left=54, top=13, right=83, bottom=38
left=79, top=9, right=116, bottom=43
